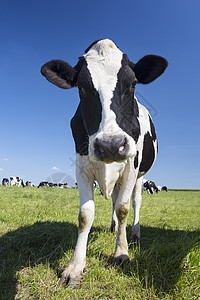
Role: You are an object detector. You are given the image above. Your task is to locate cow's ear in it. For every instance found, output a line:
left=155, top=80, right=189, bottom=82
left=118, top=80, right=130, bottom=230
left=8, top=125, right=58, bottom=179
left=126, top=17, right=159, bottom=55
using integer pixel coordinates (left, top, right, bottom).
left=132, top=55, right=168, bottom=84
left=41, top=60, right=78, bottom=89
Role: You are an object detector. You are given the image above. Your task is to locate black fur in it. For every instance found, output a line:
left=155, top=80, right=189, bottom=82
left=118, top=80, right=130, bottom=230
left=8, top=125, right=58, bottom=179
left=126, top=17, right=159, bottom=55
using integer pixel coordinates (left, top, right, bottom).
left=139, top=132, right=155, bottom=173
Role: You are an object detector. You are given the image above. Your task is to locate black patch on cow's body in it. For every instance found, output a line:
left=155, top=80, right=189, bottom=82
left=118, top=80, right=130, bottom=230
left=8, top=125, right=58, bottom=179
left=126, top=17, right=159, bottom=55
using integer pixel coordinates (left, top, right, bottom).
left=77, top=58, right=102, bottom=136
left=149, top=115, right=156, bottom=141
left=139, top=132, right=155, bottom=173
left=70, top=56, right=103, bottom=156
left=110, top=55, right=140, bottom=142
left=134, top=151, right=139, bottom=169
left=80, top=92, right=102, bottom=136
left=70, top=104, right=89, bottom=155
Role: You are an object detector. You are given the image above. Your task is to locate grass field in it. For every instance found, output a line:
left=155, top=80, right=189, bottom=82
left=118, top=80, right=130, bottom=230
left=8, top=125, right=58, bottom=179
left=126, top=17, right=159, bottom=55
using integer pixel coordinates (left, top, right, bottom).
left=0, top=186, right=199, bottom=299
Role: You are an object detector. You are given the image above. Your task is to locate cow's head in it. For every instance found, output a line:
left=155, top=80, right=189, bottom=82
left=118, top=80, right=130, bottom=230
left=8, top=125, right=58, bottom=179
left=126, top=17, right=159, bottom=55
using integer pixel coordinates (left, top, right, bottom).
left=41, top=39, right=167, bottom=163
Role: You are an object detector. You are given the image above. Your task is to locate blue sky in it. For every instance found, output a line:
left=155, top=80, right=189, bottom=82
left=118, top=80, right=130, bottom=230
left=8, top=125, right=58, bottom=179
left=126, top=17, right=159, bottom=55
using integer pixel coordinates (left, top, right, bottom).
left=0, top=0, right=200, bottom=188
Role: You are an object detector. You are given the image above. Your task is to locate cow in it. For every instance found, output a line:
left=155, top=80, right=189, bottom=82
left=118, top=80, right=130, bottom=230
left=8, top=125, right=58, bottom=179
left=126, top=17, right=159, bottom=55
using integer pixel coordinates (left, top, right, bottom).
left=157, top=185, right=168, bottom=192
left=93, top=181, right=98, bottom=191
left=55, top=183, right=67, bottom=188
left=162, top=186, right=168, bottom=192
left=38, top=181, right=49, bottom=188
left=26, top=181, right=33, bottom=187
left=41, top=38, right=168, bottom=287
left=59, top=183, right=68, bottom=188
left=10, top=176, right=25, bottom=187
left=142, top=179, right=158, bottom=194
left=2, top=178, right=9, bottom=186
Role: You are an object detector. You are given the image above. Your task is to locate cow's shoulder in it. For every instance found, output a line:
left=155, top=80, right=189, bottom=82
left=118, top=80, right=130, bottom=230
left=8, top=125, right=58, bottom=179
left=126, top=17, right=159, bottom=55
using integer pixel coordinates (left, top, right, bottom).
left=70, top=104, right=89, bottom=155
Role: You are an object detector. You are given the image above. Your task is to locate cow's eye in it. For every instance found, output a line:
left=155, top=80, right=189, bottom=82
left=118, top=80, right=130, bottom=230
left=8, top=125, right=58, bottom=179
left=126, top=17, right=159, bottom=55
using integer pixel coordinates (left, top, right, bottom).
left=131, top=82, right=136, bottom=89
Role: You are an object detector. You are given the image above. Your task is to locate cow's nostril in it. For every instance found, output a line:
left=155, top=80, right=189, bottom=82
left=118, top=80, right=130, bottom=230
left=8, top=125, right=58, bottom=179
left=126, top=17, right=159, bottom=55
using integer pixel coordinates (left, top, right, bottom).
left=119, top=145, right=125, bottom=153
left=118, top=137, right=127, bottom=154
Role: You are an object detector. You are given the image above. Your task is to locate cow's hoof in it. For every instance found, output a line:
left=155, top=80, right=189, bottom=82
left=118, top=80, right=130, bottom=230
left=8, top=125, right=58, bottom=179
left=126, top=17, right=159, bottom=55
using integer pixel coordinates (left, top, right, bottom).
left=113, top=254, right=130, bottom=267
left=58, top=274, right=82, bottom=289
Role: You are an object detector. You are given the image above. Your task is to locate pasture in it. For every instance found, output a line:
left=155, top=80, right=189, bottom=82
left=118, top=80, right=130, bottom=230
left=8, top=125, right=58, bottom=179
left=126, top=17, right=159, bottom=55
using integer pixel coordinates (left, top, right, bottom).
left=0, top=186, right=199, bottom=299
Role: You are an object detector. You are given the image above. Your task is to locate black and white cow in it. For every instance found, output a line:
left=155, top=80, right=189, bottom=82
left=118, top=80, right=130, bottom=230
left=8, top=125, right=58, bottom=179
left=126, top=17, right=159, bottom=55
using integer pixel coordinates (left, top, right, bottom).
left=41, top=39, right=168, bottom=287
left=2, top=178, right=9, bottom=186
left=161, top=185, right=168, bottom=192
left=157, top=185, right=168, bottom=192
left=56, top=182, right=68, bottom=188
left=142, top=179, right=158, bottom=194
left=26, top=181, right=33, bottom=187
left=10, top=176, right=25, bottom=187
left=38, top=181, right=49, bottom=188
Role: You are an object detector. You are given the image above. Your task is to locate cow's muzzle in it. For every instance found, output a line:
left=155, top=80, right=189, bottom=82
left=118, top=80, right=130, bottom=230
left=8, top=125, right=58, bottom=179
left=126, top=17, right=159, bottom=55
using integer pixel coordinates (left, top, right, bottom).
left=93, top=135, right=130, bottom=163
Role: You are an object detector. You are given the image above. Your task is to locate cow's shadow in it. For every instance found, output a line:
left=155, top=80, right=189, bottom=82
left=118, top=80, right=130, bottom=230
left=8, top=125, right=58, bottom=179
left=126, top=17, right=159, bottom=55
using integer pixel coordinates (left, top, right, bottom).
left=126, top=225, right=199, bottom=294
left=0, top=221, right=78, bottom=299
left=0, top=222, right=199, bottom=298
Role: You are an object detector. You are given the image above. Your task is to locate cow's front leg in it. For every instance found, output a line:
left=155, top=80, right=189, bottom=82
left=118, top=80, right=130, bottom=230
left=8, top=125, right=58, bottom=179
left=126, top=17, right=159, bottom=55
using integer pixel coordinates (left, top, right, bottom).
left=58, top=156, right=94, bottom=288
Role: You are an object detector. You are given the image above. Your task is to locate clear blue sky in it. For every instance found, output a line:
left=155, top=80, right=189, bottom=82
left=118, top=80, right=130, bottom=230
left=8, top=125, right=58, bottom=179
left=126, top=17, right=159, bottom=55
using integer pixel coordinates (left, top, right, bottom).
left=0, top=0, right=200, bottom=188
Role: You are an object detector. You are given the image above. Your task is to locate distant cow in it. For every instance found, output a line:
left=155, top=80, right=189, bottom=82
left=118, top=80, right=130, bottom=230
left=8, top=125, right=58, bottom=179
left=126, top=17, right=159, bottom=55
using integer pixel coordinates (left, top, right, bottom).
left=162, top=186, right=168, bottom=192
left=2, top=178, right=9, bottom=186
left=142, top=179, right=158, bottom=194
left=38, top=181, right=49, bottom=188
left=26, top=181, right=33, bottom=187
left=58, top=183, right=68, bottom=188
left=50, top=182, right=68, bottom=188
left=157, top=185, right=168, bottom=192
left=41, top=38, right=167, bottom=287
left=93, top=181, right=98, bottom=191
left=10, top=176, right=25, bottom=187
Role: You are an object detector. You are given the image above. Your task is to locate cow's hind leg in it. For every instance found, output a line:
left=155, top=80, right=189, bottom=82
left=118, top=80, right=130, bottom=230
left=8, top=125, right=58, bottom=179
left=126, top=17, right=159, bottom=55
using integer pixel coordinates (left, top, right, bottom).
left=110, top=183, right=120, bottom=232
left=113, top=163, right=137, bottom=266
left=130, top=176, right=143, bottom=241
left=113, top=198, right=130, bottom=266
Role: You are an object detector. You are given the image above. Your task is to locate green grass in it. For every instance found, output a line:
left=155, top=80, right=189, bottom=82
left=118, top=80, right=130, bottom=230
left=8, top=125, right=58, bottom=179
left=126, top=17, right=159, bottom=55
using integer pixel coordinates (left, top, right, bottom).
left=0, top=186, right=199, bottom=299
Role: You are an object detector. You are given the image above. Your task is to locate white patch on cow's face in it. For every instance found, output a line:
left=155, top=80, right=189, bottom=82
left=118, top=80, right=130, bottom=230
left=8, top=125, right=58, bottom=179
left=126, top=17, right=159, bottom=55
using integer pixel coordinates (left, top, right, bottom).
left=84, top=39, right=136, bottom=162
